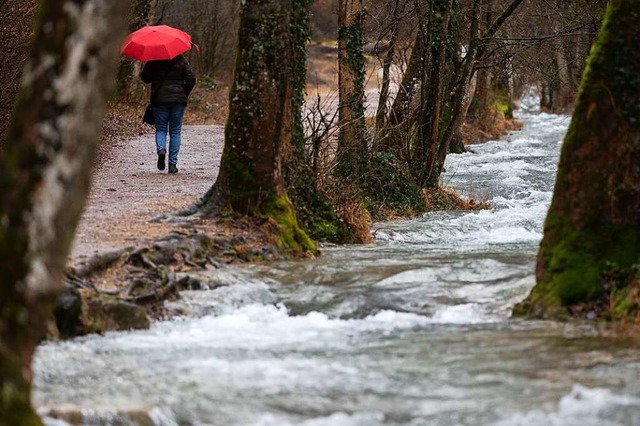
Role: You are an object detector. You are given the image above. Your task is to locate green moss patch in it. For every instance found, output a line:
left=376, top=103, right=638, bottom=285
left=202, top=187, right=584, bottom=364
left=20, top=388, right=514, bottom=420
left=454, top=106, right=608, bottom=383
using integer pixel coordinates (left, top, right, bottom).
left=263, top=195, right=317, bottom=255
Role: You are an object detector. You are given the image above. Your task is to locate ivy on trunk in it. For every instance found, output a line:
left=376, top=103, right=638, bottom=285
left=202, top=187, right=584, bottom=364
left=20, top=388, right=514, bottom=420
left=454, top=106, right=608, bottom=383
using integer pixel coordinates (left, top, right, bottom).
left=337, top=0, right=368, bottom=182
left=197, top=0, right=315, bottom=255
left=514, top=0, right=640, bottom=319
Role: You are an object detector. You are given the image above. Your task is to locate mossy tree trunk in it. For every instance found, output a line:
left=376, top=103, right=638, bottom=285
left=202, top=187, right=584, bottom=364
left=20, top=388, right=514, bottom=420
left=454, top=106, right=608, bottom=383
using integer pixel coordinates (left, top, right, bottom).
left=468, top=2, right=493, bottom=128
left=284, top=0, right=314, bottom=197
left=282, top=0, right=350, bottom=243
left=419, top=0, right=524, bottom=189
left=413, top=0, right=454, bottom=187
left=197, top=0, right=315, bottom=254
left=337, top=0, right=368, bottom=181
left=374, top=0, right=523, bottom=191
left=0, top=0, right=128, bottom=422
left=514, top=0, right=640, bottom=319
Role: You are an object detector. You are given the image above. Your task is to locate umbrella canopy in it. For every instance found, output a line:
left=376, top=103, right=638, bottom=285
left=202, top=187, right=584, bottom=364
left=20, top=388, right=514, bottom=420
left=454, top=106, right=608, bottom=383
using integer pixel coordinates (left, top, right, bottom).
left=121, top=25, right=193, bottom=61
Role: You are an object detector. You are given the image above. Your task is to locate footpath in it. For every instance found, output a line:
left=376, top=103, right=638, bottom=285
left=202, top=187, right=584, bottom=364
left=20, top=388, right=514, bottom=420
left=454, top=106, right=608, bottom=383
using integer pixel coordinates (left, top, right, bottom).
left=70, top=125, right=225, bottom=265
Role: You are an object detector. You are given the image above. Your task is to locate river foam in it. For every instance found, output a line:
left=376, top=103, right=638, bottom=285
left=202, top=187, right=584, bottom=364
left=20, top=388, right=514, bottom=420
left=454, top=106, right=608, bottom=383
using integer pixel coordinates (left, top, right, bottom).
left=35, top=109, right=640, bottom=426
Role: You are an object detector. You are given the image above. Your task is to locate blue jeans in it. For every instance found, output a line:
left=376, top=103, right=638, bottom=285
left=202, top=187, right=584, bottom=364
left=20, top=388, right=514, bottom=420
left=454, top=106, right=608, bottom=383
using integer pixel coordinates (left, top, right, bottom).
left=153, top=104, right=186, bottom=165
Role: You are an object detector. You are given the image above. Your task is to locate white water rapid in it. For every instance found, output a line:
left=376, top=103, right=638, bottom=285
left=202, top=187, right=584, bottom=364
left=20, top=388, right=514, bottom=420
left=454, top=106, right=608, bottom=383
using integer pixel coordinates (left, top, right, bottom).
left=35, top=100, right=640, bottom=426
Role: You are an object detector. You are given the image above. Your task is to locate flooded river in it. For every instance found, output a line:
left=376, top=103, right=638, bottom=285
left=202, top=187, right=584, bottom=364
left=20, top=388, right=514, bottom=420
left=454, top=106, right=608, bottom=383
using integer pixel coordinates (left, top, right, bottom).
left=35, top=104, right=640, bottom=425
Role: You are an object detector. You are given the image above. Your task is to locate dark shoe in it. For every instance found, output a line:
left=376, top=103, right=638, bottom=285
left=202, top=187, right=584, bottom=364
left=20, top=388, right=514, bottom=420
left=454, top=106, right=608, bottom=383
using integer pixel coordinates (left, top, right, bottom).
left=157, top=149, right=166, bottom=171
left=168, top=163, right=178, bottom=174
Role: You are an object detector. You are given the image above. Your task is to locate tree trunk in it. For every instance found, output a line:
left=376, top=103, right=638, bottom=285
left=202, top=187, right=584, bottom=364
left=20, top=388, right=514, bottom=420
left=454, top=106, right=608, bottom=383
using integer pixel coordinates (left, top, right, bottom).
left=0, top=0, right=128, bottom=421
left=422, top=0, right=524, bottom=188
left=287, top=0, right=313, bottom=173
left=414, top=0, right=453, bottom=187
left=449, top=72, right=477, bottom=154
left=337, top=0, right=368, bottom=181
left=553, top=41, right=570, bottom=112
left=283, top=0, right=349, bottom=243
left=197, top=0, right=315, bottom=254
left=425, top=0, right=482, bottom=185
left=378, top=25, right=426, bottom=161
left=471, top=1, right=493, bottom=126
left=514, top=0, right=640, bottom=319
left=114, top=0, right=155, bottom=103
left=0, top=0, right=36, bottom=148
left=374, top=0, right=402, bottom=135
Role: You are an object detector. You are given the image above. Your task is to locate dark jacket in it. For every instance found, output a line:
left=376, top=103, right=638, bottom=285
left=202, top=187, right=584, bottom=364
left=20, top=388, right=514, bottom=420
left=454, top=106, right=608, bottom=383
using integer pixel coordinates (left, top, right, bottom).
left=140, top=55, right=196, bottom=106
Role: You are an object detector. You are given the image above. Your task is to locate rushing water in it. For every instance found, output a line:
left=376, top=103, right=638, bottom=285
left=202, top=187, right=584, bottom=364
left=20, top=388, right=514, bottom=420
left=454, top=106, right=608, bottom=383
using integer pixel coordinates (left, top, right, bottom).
left=35, top=105, right=640, bottom=426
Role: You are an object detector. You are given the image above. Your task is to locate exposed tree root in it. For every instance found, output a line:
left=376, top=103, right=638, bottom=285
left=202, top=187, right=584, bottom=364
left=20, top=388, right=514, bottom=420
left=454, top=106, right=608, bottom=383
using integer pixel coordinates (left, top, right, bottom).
left=58, top=219, right=294, bottom=339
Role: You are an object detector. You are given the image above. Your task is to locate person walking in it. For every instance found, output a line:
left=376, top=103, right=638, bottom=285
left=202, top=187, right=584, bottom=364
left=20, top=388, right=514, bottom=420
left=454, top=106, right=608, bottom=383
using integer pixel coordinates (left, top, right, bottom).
left=141, top=54, right=196, bottom=173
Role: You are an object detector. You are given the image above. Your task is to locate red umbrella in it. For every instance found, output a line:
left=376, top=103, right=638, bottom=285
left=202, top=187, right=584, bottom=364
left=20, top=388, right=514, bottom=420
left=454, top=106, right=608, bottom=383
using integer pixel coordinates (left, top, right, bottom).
left=121, top=25, right=194, bottom=61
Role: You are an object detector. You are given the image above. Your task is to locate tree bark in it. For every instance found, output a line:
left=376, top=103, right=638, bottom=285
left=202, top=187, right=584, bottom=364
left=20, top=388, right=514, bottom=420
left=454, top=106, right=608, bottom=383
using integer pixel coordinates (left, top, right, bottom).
left=0, top=0, right=36, bottom=148
left=421, top=0, right=525, bottom=188
left=449, top=72, right=477, bottom=154
left=115, top=0, right=155, bottom=102
left=549, top=0, right=572, bottom=113
left=414, top=0, right=453, bottom=187
left=374, top=0, right=402, bottom=135
left=197, top=0, right=315, bottom=254
left=425, top=0, right=483, bottom=186
left=514, top=0, right=640, bottom=319
left=378, top=25, right=426, bottom=161
left=282, top=0, right=348, bottom=243
left=0, top=0, right=128, bottom=421
left=337, top=0, right=368, bottom=181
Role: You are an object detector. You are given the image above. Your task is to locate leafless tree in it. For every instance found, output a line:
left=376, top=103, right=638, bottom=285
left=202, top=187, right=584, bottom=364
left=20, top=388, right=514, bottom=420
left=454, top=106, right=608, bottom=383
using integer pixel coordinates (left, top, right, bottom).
left=156, top=0, right=240, bottom=78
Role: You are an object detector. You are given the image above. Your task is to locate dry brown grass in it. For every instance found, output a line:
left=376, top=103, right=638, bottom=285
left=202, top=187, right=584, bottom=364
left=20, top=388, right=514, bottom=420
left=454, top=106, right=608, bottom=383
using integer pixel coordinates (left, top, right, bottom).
left=462, top=112, right=523, bottom=145
left=340, top=197, right=374, bottom=243
left=423, top=187, right=490, bottom=211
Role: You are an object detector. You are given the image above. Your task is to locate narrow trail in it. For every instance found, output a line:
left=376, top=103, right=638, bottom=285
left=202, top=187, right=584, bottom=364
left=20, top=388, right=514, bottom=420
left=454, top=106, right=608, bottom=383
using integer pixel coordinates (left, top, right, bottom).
left=70, top=125, right=224, bottom=265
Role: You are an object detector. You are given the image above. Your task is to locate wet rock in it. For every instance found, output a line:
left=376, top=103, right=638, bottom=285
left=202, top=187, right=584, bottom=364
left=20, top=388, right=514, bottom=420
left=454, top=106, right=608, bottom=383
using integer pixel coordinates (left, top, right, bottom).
left=54, top=290, right=150, bottom=338
left=82, top=298, right=150, bottom=334
left=207, top=257, right=223, bottom=269
left=176, top=275, right=205, bottom=290
left=54, top=284, right=83, bottom=339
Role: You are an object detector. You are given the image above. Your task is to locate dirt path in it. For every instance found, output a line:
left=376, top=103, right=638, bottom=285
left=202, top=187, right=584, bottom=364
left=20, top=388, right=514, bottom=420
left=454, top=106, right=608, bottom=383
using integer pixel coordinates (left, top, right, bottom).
left=70, top=125, right=224, bottom=265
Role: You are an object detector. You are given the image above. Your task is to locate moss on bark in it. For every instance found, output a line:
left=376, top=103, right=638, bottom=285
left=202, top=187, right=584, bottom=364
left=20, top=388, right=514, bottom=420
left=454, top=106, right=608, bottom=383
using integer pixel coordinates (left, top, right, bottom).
left=263, top=195, right=317, bottom=254
left=337, top=0, right=368, bottom=181
left=198, top=0, right=316, bottom=254
left=514, top=0, right=640, bottom=320
left=0, top=355, right=42, bottom=425
left=283, top=0, right=351, bottom=244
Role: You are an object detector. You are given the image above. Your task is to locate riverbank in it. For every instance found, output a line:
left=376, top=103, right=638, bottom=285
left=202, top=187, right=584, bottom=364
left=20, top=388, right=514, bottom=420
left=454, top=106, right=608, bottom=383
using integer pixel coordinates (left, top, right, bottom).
left=39, top=109, right=640, bottom=426
left=62, top=122, right=299, bottom=337
left=62, top=97, right=519, bottom=337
